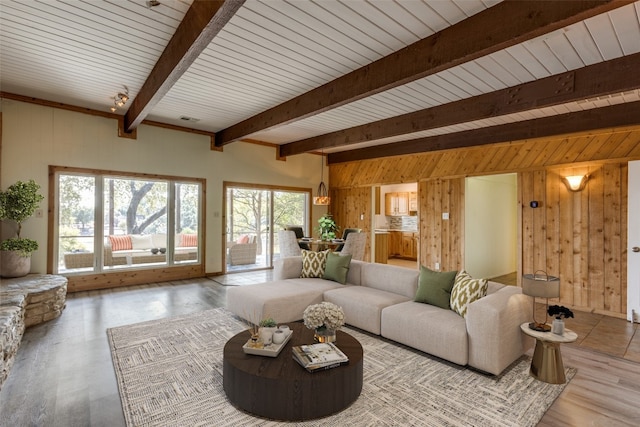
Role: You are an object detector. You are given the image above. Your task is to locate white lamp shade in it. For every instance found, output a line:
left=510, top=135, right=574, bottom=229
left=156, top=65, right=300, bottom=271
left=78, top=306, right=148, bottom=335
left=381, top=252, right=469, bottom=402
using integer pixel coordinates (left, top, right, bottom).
left=522, top=273, right=560, bottom=298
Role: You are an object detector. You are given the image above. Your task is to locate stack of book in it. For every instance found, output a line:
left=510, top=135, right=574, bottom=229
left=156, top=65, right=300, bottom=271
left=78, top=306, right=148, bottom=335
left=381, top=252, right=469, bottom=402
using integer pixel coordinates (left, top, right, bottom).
left=292, top=343, right=349, bottom=372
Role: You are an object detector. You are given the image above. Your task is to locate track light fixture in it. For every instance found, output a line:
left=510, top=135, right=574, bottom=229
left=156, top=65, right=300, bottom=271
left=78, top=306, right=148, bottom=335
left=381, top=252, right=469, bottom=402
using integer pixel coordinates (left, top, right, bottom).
left=110, top=87, right=130, bottom=112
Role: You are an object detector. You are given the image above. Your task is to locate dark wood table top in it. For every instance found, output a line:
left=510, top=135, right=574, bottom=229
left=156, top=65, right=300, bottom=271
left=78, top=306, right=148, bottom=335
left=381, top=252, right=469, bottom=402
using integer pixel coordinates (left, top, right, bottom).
left=223, top=322, right=363, bottom=421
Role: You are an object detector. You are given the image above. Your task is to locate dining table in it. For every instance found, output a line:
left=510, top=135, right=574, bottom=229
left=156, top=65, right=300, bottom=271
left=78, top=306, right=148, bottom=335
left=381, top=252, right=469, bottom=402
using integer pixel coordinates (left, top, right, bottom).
left=298, top=238, right=343, bottom=252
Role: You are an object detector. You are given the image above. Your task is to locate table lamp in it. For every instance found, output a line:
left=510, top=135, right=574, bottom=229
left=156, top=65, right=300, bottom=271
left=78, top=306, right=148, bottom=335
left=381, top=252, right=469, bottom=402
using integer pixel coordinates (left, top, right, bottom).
left=522, top=271, right=560, bottom=332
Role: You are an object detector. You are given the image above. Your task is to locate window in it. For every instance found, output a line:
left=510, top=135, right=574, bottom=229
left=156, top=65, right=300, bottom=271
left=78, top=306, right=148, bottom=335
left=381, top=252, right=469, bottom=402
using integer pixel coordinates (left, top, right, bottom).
left=54, top=168, right=202, bottom=274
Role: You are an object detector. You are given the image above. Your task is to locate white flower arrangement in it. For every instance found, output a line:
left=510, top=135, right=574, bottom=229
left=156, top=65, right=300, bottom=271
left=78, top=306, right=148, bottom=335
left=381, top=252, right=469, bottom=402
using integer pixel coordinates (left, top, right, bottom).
left=303, top=302, right=345, bottom=331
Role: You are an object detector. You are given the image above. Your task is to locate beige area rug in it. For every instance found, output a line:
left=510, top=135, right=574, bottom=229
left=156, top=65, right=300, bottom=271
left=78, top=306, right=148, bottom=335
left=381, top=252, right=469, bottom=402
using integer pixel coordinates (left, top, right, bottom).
left=107, top=308, right=575, bottom=427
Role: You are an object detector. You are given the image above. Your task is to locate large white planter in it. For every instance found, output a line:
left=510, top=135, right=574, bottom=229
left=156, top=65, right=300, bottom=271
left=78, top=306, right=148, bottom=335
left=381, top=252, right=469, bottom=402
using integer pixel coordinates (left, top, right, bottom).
left=0, top=250, right=31, bottom=278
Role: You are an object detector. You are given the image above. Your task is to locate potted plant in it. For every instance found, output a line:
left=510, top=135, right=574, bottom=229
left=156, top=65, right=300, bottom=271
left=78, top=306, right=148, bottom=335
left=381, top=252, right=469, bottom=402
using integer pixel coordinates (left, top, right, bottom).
left=258, top=317, right=278, bottom=345
left=0, top=179, right=44, bottom=278
left=316, top=214, right=339, bottom=241
left=547, top=305, right=574, bottom=335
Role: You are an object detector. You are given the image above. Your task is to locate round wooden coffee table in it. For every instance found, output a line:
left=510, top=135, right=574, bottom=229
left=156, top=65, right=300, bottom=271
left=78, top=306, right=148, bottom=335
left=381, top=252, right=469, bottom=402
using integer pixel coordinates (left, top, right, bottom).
left=223, top=323, right=363, bottom=421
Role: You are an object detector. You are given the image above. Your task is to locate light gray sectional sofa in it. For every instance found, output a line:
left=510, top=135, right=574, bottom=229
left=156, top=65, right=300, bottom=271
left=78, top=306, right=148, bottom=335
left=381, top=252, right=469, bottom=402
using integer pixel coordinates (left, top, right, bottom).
left=226, top=256, right=532, bottom=375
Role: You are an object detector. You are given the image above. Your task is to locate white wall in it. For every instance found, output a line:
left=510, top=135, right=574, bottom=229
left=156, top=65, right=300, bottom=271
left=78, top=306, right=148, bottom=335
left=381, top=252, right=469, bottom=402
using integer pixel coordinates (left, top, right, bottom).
left=464, top=174, right=517, bottom=279
left=0, top=100, right=328, bottom=274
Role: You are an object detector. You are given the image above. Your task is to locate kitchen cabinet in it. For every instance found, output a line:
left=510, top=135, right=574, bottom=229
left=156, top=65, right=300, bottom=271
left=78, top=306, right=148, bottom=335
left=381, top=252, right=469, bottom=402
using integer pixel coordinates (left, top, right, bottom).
left=375, top=233, right=388, bottom=264
left=401, top=232, right=418, bottom=260
left=385, top=192, right=409, bottom=216
left=409, top=192, right=418, bottom=212
left=387, top=231, right=417, bottom=260
left=387, top=231, right=402, bottom=257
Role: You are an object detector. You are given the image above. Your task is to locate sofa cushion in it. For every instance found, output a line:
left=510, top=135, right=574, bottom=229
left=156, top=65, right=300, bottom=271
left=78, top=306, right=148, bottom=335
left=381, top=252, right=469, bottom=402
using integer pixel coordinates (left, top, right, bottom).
left=450, top=270, right=488, bottom=318
left=300, top=250, right=329, bottom=278
left=381, top=301, right=468, bottom=366
left=414, top=266, right=457, bottom=309
left=151, top=233, right=167, bottom=249
left=361, top=263, right=419, bottom=299
left=237, top=234, right=249, bottom=244
left=130, top=234, right=154, bottom=250
left=109, top=235, right=132, bottom=251
left=226, top=279, right=343, bottom=324
left=324, top=252, right=352, bottom=284
left=324, top=286, right=410, bottom=335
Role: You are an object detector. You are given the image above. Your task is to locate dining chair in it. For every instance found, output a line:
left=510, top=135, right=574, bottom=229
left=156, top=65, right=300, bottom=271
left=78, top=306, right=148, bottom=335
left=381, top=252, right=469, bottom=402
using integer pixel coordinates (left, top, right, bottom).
left=286, top=225, right=310, bottom=250
left=278, top=230, right=302, bottom=258
left=339, top=232, right=367, bottom=261
left=336, top=228, right=361, bottom=252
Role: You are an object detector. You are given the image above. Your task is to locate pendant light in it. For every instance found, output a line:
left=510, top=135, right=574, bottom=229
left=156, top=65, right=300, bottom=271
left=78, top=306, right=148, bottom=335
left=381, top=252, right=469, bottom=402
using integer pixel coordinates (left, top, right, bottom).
left=313, top=151, right=330, bottom=205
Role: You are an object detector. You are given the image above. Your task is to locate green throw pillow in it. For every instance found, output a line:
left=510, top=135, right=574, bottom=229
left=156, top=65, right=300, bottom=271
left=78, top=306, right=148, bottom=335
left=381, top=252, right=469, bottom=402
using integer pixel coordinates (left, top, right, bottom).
left=450, top=270, right=488, bottom=318
left=300, top=250, right=330, bottom=278
left=323, top=252, right=352, bottom=284
left=414, top=266, right=457, bottom=309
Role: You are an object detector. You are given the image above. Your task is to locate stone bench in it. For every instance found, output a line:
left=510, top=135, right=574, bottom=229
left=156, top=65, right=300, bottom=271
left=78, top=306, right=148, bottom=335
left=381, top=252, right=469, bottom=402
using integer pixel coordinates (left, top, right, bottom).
left=0, top=274, right=67, bottom=389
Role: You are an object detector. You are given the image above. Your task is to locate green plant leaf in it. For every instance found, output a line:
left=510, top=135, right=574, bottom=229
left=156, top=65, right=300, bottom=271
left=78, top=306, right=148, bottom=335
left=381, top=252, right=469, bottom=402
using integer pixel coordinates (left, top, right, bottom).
left=0, top=237, right=38, bottom=256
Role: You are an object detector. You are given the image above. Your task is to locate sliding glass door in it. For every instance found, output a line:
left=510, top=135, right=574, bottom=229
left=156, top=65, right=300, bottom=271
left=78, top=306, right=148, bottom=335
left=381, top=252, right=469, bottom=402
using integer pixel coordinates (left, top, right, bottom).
left=225, top=183, right=310, bottom=272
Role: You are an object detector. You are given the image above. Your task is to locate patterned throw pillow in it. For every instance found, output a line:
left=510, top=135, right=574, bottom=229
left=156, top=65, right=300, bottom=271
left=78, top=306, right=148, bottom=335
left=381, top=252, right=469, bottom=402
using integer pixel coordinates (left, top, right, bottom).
left=450, top=270, right=488, bottom=318
left=300, top=250, right=330, bottom=278
left=181, top=234, right=198, bottom=247
left=109, top=235, right=132, bottom=251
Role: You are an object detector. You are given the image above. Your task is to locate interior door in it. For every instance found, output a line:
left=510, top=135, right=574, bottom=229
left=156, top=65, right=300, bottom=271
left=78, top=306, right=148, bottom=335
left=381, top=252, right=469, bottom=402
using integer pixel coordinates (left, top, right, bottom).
left=628, top=160, right=640, bottom=323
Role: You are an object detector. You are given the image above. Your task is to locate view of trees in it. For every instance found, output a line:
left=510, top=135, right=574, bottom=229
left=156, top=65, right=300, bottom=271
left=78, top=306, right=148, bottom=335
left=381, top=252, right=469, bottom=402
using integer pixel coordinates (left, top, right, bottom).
left=227, top=188, right=306, bottom=242
left=58, top=174, right=199, bottom=255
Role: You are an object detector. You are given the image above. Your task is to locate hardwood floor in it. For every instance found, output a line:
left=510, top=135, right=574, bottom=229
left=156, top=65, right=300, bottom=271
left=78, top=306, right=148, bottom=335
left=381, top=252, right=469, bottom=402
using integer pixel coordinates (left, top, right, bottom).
left=1, top=273, right=639, bottom=426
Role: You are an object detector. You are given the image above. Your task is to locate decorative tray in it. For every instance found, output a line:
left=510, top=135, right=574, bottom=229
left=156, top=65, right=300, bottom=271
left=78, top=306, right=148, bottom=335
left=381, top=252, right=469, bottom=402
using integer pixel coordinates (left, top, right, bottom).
left=242, top=331, right=293, bottom=357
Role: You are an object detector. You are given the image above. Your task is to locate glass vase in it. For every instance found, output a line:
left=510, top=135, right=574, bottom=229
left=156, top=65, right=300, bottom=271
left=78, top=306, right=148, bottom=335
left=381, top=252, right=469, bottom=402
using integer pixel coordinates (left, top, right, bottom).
left=551, top=318, right=565, bottom=335
left=314, top=327, right=337, bottom=343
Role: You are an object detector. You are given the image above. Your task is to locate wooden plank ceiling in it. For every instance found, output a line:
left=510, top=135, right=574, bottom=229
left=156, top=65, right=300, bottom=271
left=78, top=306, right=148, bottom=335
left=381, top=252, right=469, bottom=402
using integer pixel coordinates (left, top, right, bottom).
left=1, top=0, right=640, bottom=162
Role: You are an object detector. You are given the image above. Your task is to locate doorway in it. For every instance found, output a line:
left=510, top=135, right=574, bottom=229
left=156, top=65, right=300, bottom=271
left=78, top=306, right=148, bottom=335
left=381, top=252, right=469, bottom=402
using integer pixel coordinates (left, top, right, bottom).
left=465, top=174, right=518, bottom=280
left=224, top=183, right=311, bottom=273
left=628, top=160, right=640, bottom=323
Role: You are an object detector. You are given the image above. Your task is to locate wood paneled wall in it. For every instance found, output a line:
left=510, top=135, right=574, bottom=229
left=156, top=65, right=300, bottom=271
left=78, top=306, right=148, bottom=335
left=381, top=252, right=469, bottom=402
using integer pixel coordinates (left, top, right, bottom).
left=329, top=127, right=640, bottom=318
left=329, top=187, right=371, bottom=260
left=521, top=164, right=628, bottom=317
left=330, top=127, right=640, bottom=187
left=419, top=178, right=464, bottom=272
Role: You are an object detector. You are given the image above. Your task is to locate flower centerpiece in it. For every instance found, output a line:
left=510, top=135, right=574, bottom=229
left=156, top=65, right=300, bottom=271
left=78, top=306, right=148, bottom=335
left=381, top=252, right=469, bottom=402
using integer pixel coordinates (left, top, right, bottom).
left=547, top=305, right=573, bottom=335
left=303, top=302, right=345, bottom=343
left=547, top=305, right=574, bottom=319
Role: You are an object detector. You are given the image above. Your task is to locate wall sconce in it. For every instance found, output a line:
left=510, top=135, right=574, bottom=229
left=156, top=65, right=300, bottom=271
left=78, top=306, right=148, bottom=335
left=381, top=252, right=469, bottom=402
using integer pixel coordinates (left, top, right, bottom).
left=561, top=174, right=588, bottom=192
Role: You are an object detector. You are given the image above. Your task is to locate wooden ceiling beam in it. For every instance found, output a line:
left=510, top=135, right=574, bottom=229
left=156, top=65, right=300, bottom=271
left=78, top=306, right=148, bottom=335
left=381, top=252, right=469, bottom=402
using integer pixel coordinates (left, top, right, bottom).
left=215, top=0, right=627, bottom=146
left=123, top=0, right=244, bottom=133
left=281, top=53, right=640, bottom=156
left=327, top=101, right=640, bottom=164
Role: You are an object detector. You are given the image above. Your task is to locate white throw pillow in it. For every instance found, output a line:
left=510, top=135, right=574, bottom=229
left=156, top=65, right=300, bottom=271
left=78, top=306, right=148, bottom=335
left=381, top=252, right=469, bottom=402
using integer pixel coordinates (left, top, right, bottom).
left=151, top=233, right=167, bottom=248
left=130, top=234, right=154, bottom=250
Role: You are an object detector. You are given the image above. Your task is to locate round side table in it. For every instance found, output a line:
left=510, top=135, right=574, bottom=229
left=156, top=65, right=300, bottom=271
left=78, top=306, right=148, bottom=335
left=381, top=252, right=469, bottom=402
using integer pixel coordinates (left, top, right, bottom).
left=520, top=322, right=577, bottom=384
